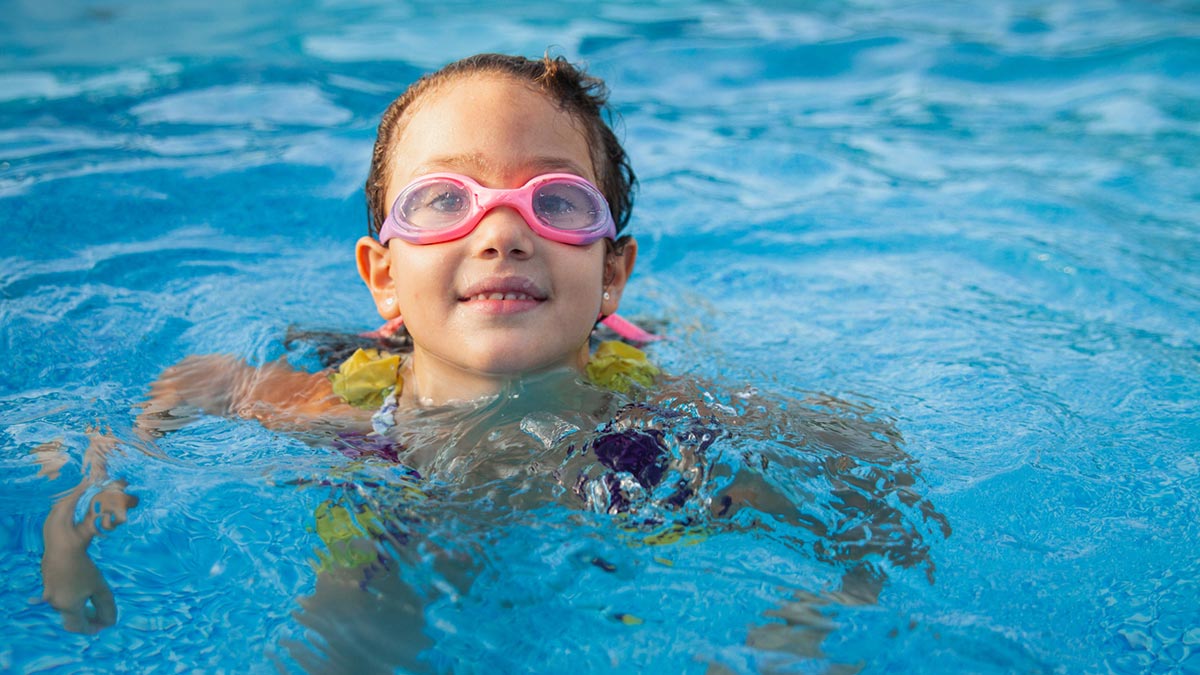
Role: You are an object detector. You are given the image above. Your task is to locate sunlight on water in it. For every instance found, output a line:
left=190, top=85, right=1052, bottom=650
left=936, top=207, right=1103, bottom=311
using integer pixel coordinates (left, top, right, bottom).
left=2, top=0, right=1199, bottom=673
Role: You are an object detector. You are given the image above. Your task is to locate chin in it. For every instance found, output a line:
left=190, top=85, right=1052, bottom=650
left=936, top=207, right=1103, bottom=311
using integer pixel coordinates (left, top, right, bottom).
left=469, top=344, right=586, bottom=378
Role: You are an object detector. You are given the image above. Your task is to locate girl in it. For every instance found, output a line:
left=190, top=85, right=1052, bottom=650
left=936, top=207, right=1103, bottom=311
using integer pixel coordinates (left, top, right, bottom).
left=41, top=51, right=659, bottom=635
left=41, top=56, right=946, bottom=671
left=137, top=52, right=647, bottom=430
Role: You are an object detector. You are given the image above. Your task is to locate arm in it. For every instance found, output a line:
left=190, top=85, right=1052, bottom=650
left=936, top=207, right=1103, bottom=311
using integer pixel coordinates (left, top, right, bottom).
left=136, top=354, right=373, bottom=437
left=648, top=374, right=949, bottom=570
left=641, top=377, right=946, bottom=664
left=40, top=354, right=369, bottom=632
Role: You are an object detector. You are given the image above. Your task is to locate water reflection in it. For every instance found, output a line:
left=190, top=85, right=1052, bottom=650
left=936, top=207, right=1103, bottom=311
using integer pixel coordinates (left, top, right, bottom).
left=285, top=368, right=949, bottom=672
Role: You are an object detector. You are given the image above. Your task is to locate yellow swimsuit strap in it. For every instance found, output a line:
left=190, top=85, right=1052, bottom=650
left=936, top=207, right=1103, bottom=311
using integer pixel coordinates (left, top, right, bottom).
left=585, top=340, right=660, bottom=394
left=329, top=348, right=404, bottom=410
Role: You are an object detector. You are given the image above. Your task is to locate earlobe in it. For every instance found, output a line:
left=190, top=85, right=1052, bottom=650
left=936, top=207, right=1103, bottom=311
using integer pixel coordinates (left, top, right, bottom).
left=600, top=237, right=638, bottom=316
left=355, top=236, right=401, bottom=319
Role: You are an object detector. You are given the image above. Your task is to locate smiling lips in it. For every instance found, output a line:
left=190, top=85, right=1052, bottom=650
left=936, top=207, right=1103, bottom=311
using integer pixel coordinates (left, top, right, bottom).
left=458, top=276, right=548, bottom=314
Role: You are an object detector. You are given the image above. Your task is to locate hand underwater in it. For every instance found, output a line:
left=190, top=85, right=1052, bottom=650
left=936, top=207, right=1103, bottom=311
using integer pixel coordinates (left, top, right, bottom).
left=37, top=433, right=139, bottom=633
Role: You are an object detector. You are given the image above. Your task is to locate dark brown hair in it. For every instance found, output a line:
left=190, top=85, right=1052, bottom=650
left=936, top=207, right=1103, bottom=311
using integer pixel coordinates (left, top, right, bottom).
left=364, top=53, right=636, bottom=239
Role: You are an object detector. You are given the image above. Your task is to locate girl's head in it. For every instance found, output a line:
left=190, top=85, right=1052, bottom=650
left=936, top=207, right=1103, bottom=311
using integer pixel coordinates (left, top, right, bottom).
left=356, top=54, right=639, bottom=404
left=364, top=53, right=635, bottom=241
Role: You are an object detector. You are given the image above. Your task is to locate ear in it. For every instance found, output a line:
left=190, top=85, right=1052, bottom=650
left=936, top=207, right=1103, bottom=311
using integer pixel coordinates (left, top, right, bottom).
left=600, top=237, right=638, bottom=317
left=355, top=236, right=401, bottom=319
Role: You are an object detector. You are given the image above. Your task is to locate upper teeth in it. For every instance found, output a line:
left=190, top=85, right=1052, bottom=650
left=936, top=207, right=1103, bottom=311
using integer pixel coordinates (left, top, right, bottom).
left=472, top=292, right=534, bottom=301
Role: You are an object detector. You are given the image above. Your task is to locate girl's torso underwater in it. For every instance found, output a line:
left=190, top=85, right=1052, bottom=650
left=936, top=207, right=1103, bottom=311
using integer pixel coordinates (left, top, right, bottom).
left=318, top=362, right=948, bottom=575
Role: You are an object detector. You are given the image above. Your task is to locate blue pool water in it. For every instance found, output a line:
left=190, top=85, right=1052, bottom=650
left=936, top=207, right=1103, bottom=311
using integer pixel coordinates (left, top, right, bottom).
left=3, top=0, right=1199, bottom=673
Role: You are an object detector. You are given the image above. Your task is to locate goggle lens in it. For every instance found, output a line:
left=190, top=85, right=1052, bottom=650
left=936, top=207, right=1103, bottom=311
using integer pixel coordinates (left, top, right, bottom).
left=529, top=181, right=604, bottom=231
left=400, top=181, right=472, bottom=231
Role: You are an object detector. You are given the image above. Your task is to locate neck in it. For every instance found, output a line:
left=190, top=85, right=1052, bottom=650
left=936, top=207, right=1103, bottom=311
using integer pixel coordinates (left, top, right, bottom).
left=403, top=347, right=590, bottom=406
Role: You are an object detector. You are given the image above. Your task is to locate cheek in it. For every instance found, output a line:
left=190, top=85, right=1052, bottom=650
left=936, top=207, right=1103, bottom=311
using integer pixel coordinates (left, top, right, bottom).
left=556, top=248, right=607, bottom=294
left=389, top=249, right=451, bottom=304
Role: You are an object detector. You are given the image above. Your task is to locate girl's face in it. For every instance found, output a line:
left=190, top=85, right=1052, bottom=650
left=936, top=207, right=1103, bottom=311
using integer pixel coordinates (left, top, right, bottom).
left=357, top=74, right=636, bottom=404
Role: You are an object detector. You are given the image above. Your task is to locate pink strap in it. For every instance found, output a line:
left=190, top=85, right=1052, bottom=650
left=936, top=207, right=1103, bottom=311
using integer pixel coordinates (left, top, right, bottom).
left=360, top=316, right=406, bottom=339
left=599, top=314, right=663, bottom=342
left=359, top=313, right=662, bottom=342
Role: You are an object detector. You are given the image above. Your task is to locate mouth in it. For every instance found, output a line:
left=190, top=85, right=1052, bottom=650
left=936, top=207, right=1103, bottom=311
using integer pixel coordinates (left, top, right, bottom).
left=464, top=290, right=541, bottom=302
left=458, top=276, right=548, bottom=314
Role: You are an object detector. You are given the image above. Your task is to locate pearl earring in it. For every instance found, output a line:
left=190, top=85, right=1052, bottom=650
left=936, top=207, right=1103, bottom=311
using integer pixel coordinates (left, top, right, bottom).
left=384, top=297, right=395, bottom=306
left=603, top=291, right=611, bottom=300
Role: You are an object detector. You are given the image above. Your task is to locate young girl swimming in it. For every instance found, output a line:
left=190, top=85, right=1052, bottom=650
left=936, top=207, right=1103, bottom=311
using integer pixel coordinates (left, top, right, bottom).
left=40, top=54, right=947, bottom=669
left=40, top=50, right=655, bottom=635
left=137, top=52, right=646, bottom=431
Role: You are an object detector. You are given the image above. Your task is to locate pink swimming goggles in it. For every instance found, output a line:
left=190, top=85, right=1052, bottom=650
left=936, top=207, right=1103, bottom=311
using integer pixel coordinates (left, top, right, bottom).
left=371, top=172, right=662, bottom=342
left=378, top=173, right=616, bottom=246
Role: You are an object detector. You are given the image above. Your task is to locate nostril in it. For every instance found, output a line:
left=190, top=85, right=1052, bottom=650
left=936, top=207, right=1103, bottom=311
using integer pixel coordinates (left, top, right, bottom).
left=480, top=244, right=530, bottom=259
left=471, top=208, right=536, bottom=258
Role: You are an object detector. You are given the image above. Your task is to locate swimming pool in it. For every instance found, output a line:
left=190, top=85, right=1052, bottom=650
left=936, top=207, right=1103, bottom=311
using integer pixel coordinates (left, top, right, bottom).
left=3, top=0, right=1199, bottom=672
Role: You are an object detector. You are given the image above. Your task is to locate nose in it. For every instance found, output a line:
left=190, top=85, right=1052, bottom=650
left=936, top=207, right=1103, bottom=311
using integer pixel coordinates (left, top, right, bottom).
left=469, top=205, right=535, bottom=260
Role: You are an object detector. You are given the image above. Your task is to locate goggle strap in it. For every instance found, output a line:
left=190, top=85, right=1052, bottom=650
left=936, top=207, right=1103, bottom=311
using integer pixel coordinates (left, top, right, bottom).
left=599, top=314, right=664, bottom=342
left=359, top=316, right=407, bottom=340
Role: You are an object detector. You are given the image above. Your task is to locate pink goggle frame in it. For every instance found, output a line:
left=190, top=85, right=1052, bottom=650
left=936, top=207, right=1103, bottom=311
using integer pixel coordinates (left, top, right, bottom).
left=378, top=173, right=616, bottom=246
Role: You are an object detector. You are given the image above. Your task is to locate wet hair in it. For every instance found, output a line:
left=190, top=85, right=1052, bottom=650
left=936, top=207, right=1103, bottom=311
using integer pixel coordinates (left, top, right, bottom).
left=364, top=53, right=636, bottom=239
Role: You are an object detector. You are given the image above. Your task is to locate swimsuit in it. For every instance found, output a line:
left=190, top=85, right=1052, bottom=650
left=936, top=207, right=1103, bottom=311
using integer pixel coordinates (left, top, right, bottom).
left=315, top=341, right=668, bottom=571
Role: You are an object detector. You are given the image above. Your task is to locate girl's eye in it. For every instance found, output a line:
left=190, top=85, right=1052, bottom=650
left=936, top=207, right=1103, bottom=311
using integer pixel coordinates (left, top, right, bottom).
left=533, top=182, right=600, bottom=230
left=400, top=182, right=471, bottom=229
left=534, top=193, right=577, bottom=216
left=427, top=190, right=467, bottom=212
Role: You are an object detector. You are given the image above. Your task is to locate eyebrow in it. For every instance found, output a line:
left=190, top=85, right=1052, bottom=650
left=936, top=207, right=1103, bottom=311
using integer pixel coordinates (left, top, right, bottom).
left=413, top=152, right=591, bottom=179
